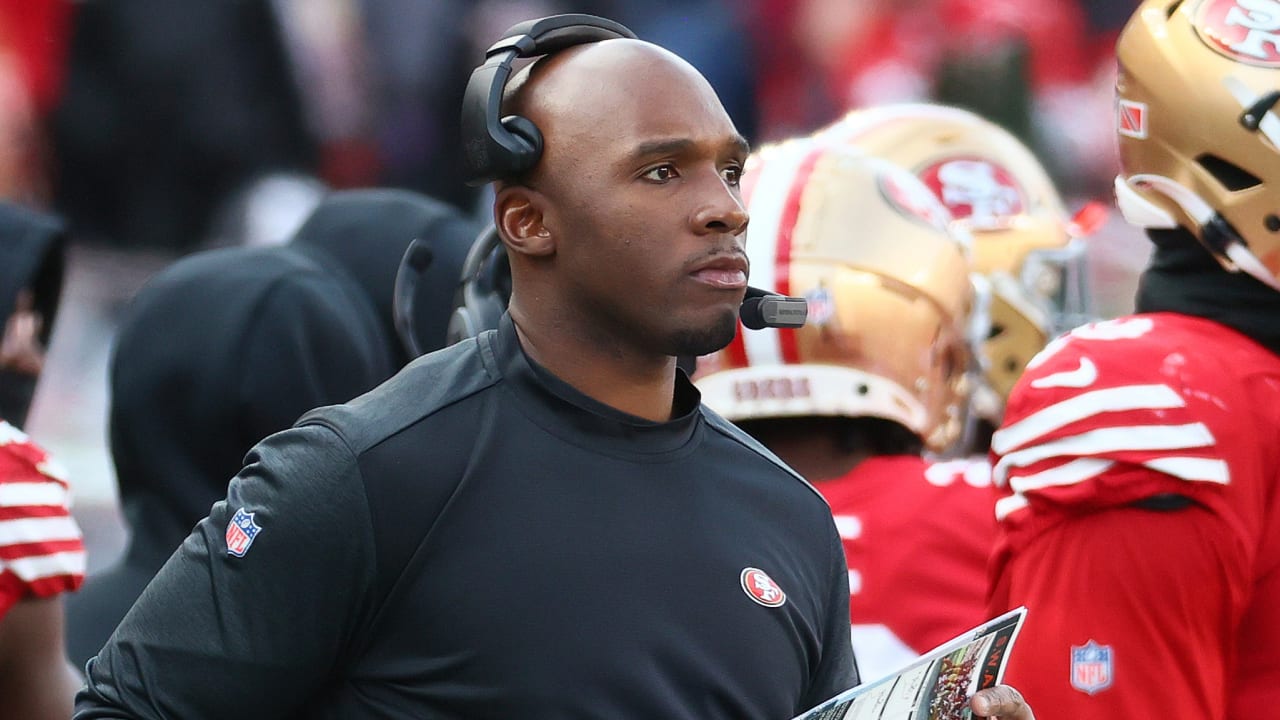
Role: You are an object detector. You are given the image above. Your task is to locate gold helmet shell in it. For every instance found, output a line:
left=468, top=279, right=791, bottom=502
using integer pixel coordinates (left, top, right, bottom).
left=816, top=102, right=1089, bottom=420
left=1113, top=0, right=1280, bottom=290
left=694, top=139, right=973, bottom=452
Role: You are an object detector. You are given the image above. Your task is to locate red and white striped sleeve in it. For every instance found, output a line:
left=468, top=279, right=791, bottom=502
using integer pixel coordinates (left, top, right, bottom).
left=0, top=420, right=86, bottom=619
left=990, top=316, right=1244, bottom=525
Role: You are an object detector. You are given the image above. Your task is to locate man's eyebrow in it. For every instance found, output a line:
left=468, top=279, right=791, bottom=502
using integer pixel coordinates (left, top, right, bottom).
left=631, top=135, right=752, bottom=160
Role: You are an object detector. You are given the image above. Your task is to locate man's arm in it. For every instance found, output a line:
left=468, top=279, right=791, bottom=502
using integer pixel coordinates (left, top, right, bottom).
left=0, top=595, right=82, bottom=719
left=986, top=322, right=1246, bottom=717
left=799, top=518, right=859, bottom=711
left=989, top=500, right=1234, bottom=718
left=75, top=424, right=378, bottom=719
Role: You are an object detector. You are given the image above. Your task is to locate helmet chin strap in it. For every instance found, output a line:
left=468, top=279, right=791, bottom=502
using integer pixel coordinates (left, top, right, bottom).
left=1116, top=173, right=1280, bottom=292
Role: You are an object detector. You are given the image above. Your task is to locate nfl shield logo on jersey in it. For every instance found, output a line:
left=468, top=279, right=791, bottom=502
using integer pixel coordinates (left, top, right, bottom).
left=226, top=507, right=262, bottom=557
left=1070, top=640, right=1113, bottom=694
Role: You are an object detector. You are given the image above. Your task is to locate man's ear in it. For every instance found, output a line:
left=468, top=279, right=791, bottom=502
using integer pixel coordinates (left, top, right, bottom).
left=494, top=185, right=555, bottom=258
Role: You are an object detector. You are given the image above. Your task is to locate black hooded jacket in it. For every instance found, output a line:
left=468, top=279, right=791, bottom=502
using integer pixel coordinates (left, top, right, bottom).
left=64, top=189, right=479, bottom=668
left=0, top=202, right=67, bottom=429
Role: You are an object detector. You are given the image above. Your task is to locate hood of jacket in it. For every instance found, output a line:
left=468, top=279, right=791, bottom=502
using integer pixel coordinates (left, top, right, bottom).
left=107, top=188, right=479, bottom=568
left=0, top=202, right=67, bottom=427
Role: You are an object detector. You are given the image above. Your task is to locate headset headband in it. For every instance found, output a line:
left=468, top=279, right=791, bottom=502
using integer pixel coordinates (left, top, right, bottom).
left=460, top=14, right=637, bottom=186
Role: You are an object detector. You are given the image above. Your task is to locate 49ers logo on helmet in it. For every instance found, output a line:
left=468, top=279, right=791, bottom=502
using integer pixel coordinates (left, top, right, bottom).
left=1195, top=0, right=1280, bottom=67
left=918, top=158, right=1026, bottom=227
left=878, top=168, right=951, bottom=231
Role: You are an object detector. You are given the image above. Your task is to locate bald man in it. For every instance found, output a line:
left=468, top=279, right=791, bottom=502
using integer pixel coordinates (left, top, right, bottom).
left=76, top=23, right=1033, bottom=720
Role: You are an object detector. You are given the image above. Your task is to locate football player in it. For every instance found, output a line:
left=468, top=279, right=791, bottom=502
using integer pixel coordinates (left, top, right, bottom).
left=0, top=202, right=85, bottom=719
left=693, top=139, right=992, bottom=681
left=816, top=102, right=1097, bottom=454
left=985, top=1, right=1280, bottom=716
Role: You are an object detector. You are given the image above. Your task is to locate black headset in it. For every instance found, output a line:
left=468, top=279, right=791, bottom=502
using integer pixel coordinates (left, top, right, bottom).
left=460, top=14, right=637, bottom=187
left=444, top=225, right=509, bottom=346
left=392, top=236, right=434, bottom=359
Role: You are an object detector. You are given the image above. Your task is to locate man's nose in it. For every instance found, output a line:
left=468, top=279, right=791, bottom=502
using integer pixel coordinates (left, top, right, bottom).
left=691, top=175, right=749, bottom=237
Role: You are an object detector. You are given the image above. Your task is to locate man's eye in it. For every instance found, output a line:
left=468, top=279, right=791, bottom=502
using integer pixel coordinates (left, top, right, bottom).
left=722, top=165, right=743, bottom=187
left=643, top=165, right=679, bottom=182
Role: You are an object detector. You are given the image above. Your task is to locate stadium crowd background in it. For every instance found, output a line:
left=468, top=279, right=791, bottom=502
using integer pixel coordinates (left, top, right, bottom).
left=2, top=0, right=1143, bottom=573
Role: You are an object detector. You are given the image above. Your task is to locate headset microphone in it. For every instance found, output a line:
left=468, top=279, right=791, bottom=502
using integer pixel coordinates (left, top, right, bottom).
left=740, top=286, right=808, bottom=330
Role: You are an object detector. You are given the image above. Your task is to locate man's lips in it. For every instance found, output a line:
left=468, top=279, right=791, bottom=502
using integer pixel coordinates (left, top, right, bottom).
left=689, top=256, right=748, bottom=289
left=691, top=268, right=747, bottom=288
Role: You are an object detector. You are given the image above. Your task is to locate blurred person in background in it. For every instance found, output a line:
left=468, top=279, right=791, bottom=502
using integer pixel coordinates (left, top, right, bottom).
left=816, top=102, right=1101, bottom=454
left=0, top=0, right=74, bottom=207
left=0, top=201, right=86, bottom=718
left=751, top=0, right=1135, bottom=198
left=692, top=139, right=991, bottom=682
left=51, top=0, right=320, bottom=252
left=64, top=189, right=479, bottom=667
left=987, top=1, right=1280, bottom=716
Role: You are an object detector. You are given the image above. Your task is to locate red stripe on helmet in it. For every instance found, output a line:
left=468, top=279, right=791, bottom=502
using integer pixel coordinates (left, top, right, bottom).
left=774, top=144, right=826, bottom=364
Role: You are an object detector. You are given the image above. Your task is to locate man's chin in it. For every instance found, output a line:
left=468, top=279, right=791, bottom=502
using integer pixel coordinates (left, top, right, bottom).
left=667, top=311, right=739, bottom=358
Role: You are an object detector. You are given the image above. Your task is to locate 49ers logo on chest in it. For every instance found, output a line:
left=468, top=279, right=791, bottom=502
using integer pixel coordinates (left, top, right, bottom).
left=1195, top=0, right=1280, bottom=67
left=740, top=567, right=787, bottom=608
left=918, top=158, right=1025, bottom=227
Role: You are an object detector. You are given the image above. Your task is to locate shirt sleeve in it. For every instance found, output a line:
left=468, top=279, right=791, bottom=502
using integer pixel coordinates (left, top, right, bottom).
left=0, top=422, right=86, bottom=618
left=988, top=500, right=1238, bottom=718
left=798, top=518, right=859, bottom=712
left=74, top=423, right=378, bottom=719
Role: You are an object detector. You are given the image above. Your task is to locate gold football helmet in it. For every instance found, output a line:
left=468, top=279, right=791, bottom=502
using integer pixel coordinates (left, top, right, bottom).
left=693, top=139, right=974, bottom=452
left=1113, top=0, right=1280, bottom=290
left=815, top=102, right=1092, bottom=422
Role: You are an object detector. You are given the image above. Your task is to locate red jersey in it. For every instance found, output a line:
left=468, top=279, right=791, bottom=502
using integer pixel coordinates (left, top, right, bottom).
left=988, top=313, right=1280, bottom=718
left=815, top=454, right=997, bottom=681
left=0, top=419, right=85, bottom=618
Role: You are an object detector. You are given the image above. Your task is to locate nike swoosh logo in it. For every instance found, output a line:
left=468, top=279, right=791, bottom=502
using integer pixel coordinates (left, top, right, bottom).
left=1030, top=357, right=1098, bottom=389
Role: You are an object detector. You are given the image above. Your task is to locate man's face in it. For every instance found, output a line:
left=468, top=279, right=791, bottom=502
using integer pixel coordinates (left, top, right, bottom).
left=0, top=289, right=45, bottom=427
left=1, top=290, right=45, bottom=375
left=530, top=43, right=751, bottom=358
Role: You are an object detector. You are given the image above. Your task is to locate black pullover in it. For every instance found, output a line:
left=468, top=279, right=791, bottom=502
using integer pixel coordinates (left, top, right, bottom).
left=76, top=314, right=857, bottom=719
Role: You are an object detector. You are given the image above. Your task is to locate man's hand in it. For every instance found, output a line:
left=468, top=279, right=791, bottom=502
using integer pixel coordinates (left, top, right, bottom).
left=970, top=685, right=1034, bottom=719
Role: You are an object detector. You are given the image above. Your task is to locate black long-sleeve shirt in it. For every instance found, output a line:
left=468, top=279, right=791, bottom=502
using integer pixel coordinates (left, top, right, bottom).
left=76, top=315, right=857, bottom=719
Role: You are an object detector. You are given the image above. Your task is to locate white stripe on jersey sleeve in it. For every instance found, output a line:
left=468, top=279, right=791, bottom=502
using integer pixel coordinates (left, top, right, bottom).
left=0, top=516, right=82, bottom=546
left=0, top=482, right=69, bottom=508
left=996, top=455, right=1229, bottom=522
left=995, top=493, right=1029, bottom=521
left=992, top=384, right=1185, bottom=455
left=0, top=421, right=28, bottom=446
left=1008, top=457, right=1115, bottom=494
left=5, top=549, right=86, bottom=582
left=35, top=458, right=69, bottom=483
left=993, top=423, right=1216, bottom=485
left=1142, top=456, right=1230, bottom=484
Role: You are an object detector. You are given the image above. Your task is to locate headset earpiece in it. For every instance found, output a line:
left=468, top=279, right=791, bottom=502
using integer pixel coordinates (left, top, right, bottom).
left=499, top=115, right=544, bottom=175
left=460, top=14, right=637, bottom=186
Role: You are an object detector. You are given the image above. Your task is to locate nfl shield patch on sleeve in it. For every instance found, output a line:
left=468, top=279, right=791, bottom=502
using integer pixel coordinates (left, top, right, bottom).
left=1070, top=640, right=1113, bottom=695
left=226, top=507, right=263, bottom=557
